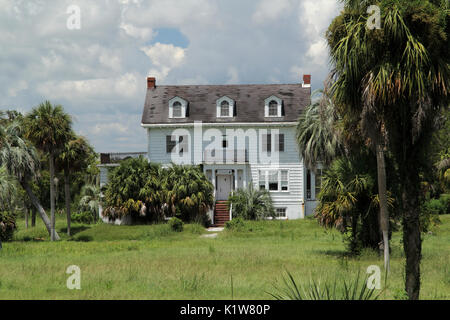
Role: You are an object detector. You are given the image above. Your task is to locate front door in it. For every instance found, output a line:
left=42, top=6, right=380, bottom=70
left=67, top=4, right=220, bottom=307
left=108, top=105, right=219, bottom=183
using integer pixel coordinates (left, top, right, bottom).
left=217, top=174, right=232, bottom=200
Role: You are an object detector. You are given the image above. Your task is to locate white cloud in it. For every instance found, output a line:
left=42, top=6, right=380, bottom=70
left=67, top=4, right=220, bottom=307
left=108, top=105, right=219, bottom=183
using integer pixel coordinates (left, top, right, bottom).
left=252, top=0, right=292, bottom=24
left=141, top=42, right=186, bottom=81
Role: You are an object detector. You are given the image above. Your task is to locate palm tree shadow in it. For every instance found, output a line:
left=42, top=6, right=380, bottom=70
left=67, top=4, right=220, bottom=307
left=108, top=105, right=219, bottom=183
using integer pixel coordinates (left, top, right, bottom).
left=59, top=226, right=91, bottom=236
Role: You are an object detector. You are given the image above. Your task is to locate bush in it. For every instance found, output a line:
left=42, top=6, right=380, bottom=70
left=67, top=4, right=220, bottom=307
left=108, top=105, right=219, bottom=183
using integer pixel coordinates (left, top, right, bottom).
left=72, top=211, right=95, bottom=224
left=439, top=194, right=450, bottom=214
left=229, top=184, right=275, bottom=220
left=168, top=217, right=184, bottom=232
left=0, top=211, right=17, bottom=242
left=225, top=217, right=246, bottom=231
left=420, top=199, right=443, bottom=232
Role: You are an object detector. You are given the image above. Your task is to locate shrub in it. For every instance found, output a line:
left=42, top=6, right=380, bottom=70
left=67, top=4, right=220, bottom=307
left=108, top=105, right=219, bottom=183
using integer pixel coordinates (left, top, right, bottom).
left=439, top=194, right=450, bottom=214
left=0, top=211, right=17, bottom=242
left=225, top=217, right=246, bottom=231
left=168, top=217, right=184, bottom=232
left=72, top=211, right=95, bottom=224
left=420, top=199, right=443, bottom=232
left=228, top=184, right=275, bottom=220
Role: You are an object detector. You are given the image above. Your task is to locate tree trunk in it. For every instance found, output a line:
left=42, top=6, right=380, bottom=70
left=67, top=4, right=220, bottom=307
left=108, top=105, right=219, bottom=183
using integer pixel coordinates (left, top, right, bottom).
left=376, top=142, right=390, bottom=272
left=49, top=153, right=57, bottom=241
left=21, top=179, right=60, bottom=240
left=31, top=207, right=36, bottom=227
left=64, top=167, right=71, bottom=236
left=402, top=179, right=422, bottom=300
left=25, top=209, right=29, bottom=229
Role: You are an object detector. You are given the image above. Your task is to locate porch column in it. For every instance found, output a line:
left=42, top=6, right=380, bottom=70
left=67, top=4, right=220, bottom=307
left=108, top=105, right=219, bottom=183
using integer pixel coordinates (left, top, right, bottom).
left=234, top=169, right=238, bottom=191
left=243, top=166, right=247, bottom=188
left=212, top=169, right=216, bottom=198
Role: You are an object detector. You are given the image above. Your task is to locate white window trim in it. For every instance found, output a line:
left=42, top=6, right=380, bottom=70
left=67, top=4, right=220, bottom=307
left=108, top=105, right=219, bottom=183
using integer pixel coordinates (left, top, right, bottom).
left=275, top=208, right=288, bottom=220
left=264, top=95, right=282, bottom=118
left=258, top=169, right=290, bottom=192
left=216, top=96, right=234, bottom=118
left=169, top=96, right=188, bottom=119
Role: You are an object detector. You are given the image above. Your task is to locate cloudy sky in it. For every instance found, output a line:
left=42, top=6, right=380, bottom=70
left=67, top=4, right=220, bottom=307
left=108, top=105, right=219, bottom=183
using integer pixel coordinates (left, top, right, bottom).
left=0, top=0, right=342, bottom=153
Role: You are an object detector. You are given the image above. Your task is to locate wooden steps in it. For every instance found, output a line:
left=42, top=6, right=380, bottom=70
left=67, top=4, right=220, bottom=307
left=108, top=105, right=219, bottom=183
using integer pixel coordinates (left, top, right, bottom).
left=213, top=200, right=230, bottom=227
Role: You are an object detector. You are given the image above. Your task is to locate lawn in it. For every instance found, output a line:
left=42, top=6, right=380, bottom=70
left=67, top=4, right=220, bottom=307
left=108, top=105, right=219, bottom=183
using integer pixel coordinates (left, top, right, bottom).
left=0, top=214, right=449, bottom=299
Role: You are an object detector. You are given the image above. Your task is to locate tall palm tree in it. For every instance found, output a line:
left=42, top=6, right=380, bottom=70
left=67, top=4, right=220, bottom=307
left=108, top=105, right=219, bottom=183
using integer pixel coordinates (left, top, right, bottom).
left=0, top=166, right=17, bottom=212
left=57, top=134, right=96, bottom=235
left=24, top=101, right=72, bottom=241
left=327, top=0, right=449, bottom=298
left=0, top=120, right=59, bottom=239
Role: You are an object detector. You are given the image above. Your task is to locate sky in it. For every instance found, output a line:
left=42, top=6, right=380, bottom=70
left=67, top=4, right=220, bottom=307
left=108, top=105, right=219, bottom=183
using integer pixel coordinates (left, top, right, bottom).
left=0, top=0, right=342, bottom=153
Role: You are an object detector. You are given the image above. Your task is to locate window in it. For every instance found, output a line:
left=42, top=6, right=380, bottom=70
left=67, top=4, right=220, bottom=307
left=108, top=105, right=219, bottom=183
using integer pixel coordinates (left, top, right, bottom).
left=306, top=169, right=312, bottom=199
left=259, top=170, right=266, bottom=190
left=172, top=102, right=182, bottom=117
left=217, top=96, right=234, bottom=118
left=262, top=134, right=272, bottom=152
left=275, top=208, right=287, bottom=218
left=259, top=170, right=289, bottom=191
left=281, top=170, right=288, bottom=191
left=221, top=101, right=230, bottom=117
left=169, top=97, right=187, bottom=118
left=265, top=96, right=282, bottom=117
left=268, top=170, right=278, bottom=190
left=275, top=134, right=284, bottom=152
left=222, top=135, right=228, bottom=148
left=315, top=169, right=323, bottom=198
left=166, top=136, right=176, bottom=153
left=269, top=101, right=278, bottom=116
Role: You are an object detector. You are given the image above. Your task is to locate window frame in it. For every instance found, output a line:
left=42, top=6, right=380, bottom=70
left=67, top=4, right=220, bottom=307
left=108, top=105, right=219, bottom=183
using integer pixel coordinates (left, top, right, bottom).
left=169, top=96, right=188, bottom=119
left=275, top=208, right=287, bottom=219
left=216, top=96, right=234, bottom=118
left=264, top=96, right=283, bottom=118
left=258, top=169, right=290, bottom=192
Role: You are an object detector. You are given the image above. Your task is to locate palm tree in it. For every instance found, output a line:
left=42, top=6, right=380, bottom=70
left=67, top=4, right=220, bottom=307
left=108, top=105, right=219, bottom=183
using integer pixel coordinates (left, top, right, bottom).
left=327, top=0, right=449, bottom=298
left=57, top=134, right=96, bottom=235
left=165, top=165, right=214, bottom=223
left=228, top=183, right=275, bottom=220
left=79, top=184, right=102, bottom=222
left=0, top=120, right=59, bottom=239
left=24, top=101, right=72, bottom=241
left=296, top=89, right=342, bottom=172
left=0, top=166, right=17, bottom=212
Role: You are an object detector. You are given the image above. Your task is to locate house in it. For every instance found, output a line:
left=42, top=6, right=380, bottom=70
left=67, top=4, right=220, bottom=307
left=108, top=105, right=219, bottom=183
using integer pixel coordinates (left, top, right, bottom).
left=140, top=75, right=322, bottom=226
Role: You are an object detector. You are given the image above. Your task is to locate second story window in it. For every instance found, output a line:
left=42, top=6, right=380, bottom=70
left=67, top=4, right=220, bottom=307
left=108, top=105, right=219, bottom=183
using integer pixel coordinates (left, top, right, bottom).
left=268, top=101, right=278, bottom=116
left=172, top=102, right=182, bottom=117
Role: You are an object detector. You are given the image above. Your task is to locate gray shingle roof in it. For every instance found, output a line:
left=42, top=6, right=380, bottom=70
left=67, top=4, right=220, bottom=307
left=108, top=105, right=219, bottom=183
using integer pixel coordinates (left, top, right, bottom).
left=141, top=83, right=311, bottom=125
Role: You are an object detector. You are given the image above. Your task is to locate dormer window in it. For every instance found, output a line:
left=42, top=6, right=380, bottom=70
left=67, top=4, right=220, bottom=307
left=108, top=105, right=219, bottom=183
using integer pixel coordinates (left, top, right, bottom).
left=264, top=96, right=283, bottom=117
left=220, top=101, right=230, bottom=117
left=217, top=96, right=234, bottom=118
left=169, top=97, right=188, bottom=118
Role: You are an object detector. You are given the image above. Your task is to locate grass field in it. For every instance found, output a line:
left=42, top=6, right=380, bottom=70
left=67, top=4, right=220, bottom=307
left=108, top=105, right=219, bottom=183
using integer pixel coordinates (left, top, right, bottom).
left=0, top=214, right=449, bottom=299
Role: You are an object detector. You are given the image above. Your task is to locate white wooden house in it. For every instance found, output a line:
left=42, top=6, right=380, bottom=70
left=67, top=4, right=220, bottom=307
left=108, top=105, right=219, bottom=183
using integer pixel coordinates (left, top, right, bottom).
left=141, top=76, right=322, bottom=226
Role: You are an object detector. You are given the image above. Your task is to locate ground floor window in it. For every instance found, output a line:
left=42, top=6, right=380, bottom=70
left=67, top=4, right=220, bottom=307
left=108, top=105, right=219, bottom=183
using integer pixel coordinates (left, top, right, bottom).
left=275, top=208, right=287, bottom=218
left=315, top=168, right=323, bottom=198
left=258, top=169, right=289, bottom=192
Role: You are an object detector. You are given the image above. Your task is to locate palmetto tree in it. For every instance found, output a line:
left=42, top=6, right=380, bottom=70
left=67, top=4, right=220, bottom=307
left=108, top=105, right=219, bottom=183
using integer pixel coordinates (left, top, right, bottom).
left=0, top=166, right=17, bottom=212
left=296, top=89, right=343, bottom=172
left=24, top=101, right=72, bottom=241
left=79, top=184, right=102, bottom=222
left=228, top=183, right=275, bottom=220
left=0, top=120, right=58, bottom=239
left=327, top=0, right=449, bottom=298
left=57, top=134, right=96, bottom=235
left=165, top=165, right=214, bottom=223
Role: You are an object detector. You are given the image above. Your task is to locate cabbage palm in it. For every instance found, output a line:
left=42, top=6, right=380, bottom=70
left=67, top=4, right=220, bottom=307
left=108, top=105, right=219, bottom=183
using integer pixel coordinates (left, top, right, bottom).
left=327, top=0, right=449, bottom=298
left=24, top=101, right=72, bottom=241
left=229, top=183, right=275, bottom=220
left=0, top=120, right=58, bottom=239
left=165, top=165, right=214, bottom=222
left=57, top=134, right=96, bottom=235
left=296, top=89, right=343, bottom=172
left=79, top=184, right=101, bottom=222
left=0, top=166, right=17, bottom=212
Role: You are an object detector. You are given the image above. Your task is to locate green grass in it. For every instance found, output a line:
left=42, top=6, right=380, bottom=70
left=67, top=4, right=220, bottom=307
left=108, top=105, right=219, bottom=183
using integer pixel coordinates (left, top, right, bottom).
left=0, top=214, right=449, bottom=299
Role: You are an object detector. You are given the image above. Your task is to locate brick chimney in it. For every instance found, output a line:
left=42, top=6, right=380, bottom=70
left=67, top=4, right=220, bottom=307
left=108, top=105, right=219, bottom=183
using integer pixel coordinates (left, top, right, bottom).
left=302, top=74, right=311, bottom=88
left=147, top=77, right=156, bottom=89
